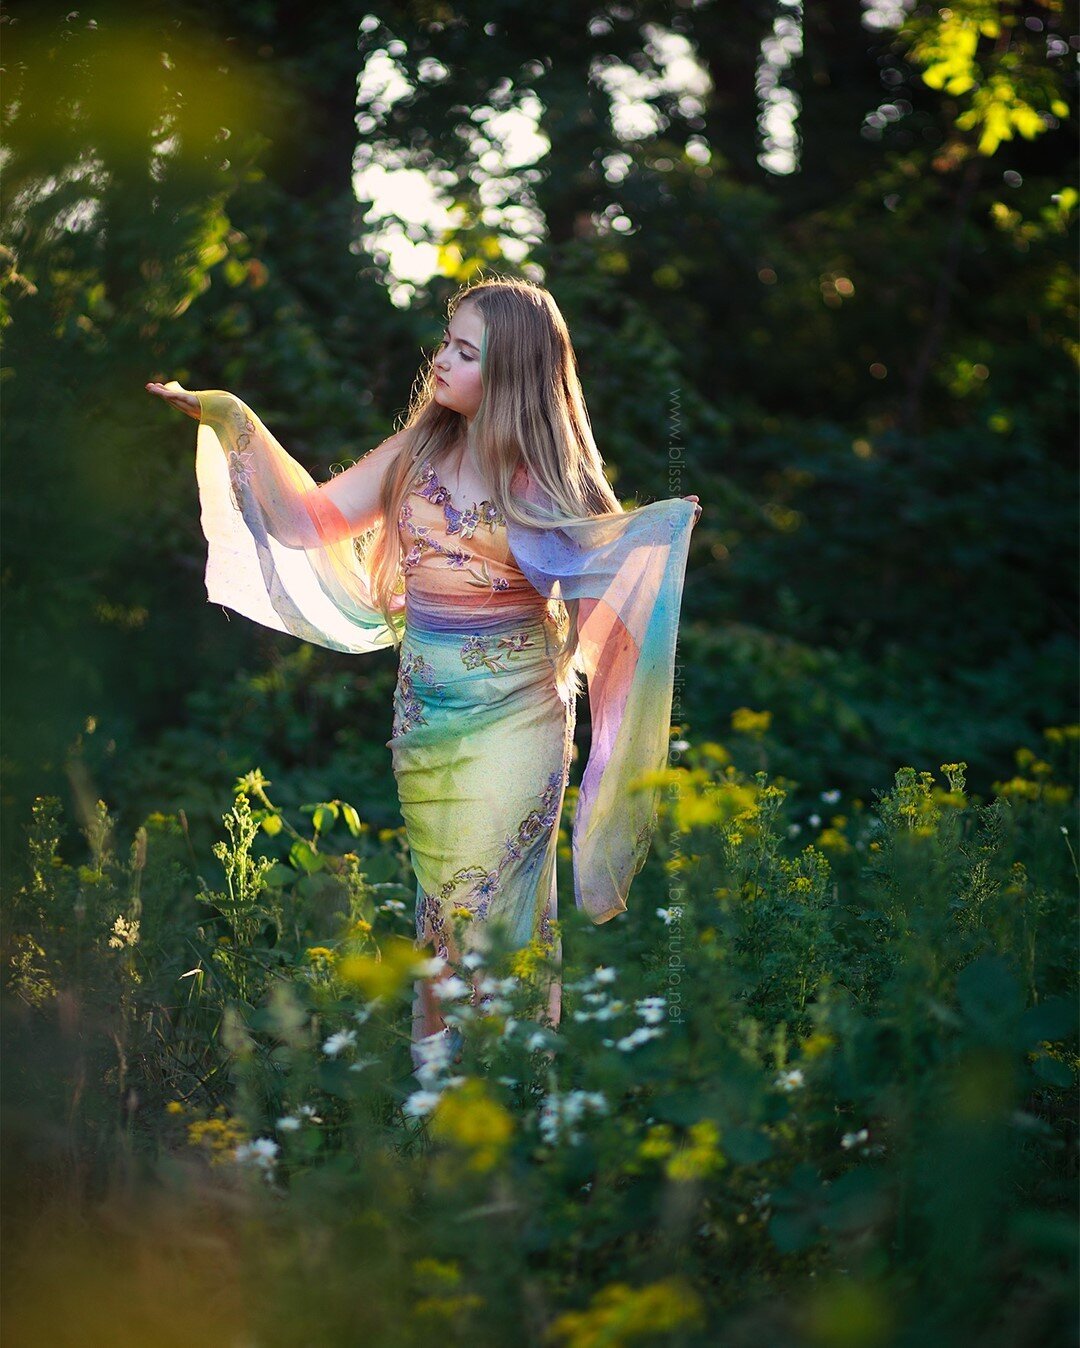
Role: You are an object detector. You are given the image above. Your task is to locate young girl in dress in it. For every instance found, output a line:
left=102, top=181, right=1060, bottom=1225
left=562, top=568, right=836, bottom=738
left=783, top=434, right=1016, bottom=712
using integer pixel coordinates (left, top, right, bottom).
left=147, top=277, right=701, bottom=1070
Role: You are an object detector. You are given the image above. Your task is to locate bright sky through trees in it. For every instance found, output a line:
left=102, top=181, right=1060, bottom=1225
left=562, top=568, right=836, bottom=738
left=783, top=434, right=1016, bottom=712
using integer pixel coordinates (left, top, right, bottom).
left=351, top=18, right=716, bottom=305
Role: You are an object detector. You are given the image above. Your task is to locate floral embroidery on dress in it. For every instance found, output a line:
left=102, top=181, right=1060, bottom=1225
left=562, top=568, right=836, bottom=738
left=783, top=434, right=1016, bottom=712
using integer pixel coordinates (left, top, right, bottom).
left=459, top=628, right=536, bottom=672
left=416, top=888, right=450, bottom=960
left=226, top=417, right=257, bottom=511
left=632, top=812, right=658, bottom=866
left=416, top=767, right=569, bottom=944
left=401, top=463, right=513, bottom=587
left=392, top=650, right=445, bottom=737
left=451, top=504, right=483, bottom=539
left=502, top=768, right=565, bottom=863
left=401, top=517, right=475, bottom=573
left=416, top=463, right=506, bottom=533
left=464, top=558, right=501, bottom=589
left=538, top=909, right=557, bottom=953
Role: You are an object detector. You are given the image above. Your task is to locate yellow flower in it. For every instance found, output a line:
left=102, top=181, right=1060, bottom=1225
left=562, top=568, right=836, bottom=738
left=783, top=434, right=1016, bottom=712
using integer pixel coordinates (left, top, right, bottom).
left=637, top=1122, right=676, bottom=1161
left=510, top=933, right=556, bottom=980
left=665, top=1119, right=726, bottom=1182
left=412, top=1258, right=461, bottom=1288
left=801, top=1031, right=835, bottom=1060
left=992, top=776, right=1041, bottom=801
left=305, top=946, right=335, bottom=963
left=337, top=935, right=421, bottom=999
left=817, top=828, right=851, bottom=854
left=186, top=1113, right=249, bottom=1163
left=431, top=1081, right=514, bottom=1173
left=166, top=1100, right=185, bottom=1115
left=731, top=707, right=772, bottom=737
left=548, top=1277, right=705, bottom=1345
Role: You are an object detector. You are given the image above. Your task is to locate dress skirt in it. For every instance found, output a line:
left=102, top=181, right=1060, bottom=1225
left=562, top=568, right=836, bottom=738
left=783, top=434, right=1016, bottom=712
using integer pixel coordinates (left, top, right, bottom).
left=388, top=607, right=576, bottom=1059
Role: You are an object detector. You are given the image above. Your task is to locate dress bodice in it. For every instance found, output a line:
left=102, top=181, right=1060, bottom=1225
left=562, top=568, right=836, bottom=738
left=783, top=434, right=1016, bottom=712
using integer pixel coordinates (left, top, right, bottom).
left=397, top=460, right=549, bottom=631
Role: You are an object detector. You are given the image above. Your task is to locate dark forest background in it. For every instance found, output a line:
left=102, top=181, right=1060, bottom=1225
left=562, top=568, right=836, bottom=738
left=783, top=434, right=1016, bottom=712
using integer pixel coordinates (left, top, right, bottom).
left=2, top=0, right=1076, bottom=868
left=2, top=7, right=1078, bottom=1343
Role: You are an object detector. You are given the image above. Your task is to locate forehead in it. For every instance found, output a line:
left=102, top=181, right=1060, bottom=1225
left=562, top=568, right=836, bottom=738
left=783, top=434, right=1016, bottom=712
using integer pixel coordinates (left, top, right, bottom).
left=447, top=303, right=485, bottom=342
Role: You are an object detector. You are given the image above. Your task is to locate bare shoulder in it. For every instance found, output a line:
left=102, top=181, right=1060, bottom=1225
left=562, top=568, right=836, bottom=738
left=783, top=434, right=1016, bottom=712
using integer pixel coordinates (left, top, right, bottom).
left=363, top=427, right=413, bottom=461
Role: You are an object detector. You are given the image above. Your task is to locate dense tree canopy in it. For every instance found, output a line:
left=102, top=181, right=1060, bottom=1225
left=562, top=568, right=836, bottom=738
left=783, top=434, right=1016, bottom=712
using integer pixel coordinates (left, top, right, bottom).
left=1, top=0, right=1076, bottom=861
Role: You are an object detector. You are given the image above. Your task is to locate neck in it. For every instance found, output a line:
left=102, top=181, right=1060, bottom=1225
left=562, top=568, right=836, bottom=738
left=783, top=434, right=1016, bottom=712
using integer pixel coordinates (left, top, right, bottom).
left=452, top=425, right=476, bottom=468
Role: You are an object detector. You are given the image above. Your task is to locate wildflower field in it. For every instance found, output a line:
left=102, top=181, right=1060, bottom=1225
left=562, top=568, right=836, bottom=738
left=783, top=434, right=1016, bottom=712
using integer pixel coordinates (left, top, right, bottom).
left=3, top=723, right=1076, bottom=1348
left=3, top=3, right=1077, bottom=1344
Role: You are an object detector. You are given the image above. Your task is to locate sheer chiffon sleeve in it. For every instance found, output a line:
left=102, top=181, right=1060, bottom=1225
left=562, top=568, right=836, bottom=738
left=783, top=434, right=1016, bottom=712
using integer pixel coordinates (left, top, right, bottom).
left=191, top=387, right=404, bottom=653
left=505, top=469, right=697, bottom=925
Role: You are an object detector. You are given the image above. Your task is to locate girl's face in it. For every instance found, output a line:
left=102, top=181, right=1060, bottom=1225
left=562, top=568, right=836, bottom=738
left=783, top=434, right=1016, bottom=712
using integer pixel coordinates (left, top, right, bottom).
left=433, top=303, right=485, bottom=421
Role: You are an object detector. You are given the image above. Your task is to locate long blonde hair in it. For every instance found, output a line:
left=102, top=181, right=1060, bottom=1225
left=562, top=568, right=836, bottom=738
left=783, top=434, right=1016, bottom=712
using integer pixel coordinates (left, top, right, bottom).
left=363, top=276, right=625, bottom=695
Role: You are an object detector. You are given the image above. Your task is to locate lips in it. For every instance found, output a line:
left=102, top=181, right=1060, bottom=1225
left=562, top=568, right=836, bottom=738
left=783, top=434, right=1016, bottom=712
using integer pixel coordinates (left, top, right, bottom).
left=435, top=375, right=447, bottom=386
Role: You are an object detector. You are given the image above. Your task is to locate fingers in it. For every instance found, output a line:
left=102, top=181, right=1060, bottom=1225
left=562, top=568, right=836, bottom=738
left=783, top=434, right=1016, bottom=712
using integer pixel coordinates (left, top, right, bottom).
left=145, top=381, right=200, bottom=419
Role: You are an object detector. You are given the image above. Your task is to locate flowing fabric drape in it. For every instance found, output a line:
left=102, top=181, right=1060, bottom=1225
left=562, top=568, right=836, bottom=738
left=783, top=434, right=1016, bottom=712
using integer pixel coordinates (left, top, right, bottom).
left=189, top=384, right=695, bottom=953
left=193, top=388, right=403, bottom=652
left=505, top=466, right=695, bottom=925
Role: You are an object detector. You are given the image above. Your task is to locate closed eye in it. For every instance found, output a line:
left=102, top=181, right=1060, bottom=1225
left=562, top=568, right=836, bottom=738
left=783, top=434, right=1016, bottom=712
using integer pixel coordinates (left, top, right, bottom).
left=438, top=333, right=476, bottom=361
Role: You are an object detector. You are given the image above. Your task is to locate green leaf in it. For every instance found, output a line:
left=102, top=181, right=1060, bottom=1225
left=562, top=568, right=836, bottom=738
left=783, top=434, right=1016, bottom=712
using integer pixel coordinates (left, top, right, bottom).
left=341, top=803, right=362, bottom=836
left=723, top=1126, right=774, bottom=1165
left=311, top=803, right=339, bottom=835
left=260, top=813, right=283, bottom=837
left=290, top=839, right=326, bottom=874
left=1033, top=1054, right=1074, bottom=1088
left=360, top=855, right=400, bottom=884
left=1020, top=997, right=1076, bottom=1047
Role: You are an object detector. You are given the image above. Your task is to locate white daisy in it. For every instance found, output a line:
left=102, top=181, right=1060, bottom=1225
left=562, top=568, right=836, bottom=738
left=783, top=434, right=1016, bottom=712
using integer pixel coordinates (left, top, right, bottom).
left=322, top=1029, right=357, bottom=1057
left=403, top=1090, right=442, bottom=1117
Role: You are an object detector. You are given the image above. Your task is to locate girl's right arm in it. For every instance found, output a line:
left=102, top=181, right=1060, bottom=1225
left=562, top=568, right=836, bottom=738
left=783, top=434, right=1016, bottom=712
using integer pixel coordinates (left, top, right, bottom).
left=146, top=380, right=407, bottom=541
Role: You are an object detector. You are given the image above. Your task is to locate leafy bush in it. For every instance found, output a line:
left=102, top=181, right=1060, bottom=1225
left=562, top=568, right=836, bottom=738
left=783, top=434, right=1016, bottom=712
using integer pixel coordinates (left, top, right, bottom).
left=3, top=725, right=1076, bottom=1346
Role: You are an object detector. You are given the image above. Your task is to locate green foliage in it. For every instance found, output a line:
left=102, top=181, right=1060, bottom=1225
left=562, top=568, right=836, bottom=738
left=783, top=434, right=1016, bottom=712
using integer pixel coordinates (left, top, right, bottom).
left=1, top=5, right=1076, bottom=1339
left=3, top=728, right=1076, bottom=1343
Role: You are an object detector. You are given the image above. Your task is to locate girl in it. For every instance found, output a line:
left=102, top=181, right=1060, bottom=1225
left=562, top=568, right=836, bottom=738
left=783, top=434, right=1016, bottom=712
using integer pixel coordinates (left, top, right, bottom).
left=147, top=277, right=701, bottom=1071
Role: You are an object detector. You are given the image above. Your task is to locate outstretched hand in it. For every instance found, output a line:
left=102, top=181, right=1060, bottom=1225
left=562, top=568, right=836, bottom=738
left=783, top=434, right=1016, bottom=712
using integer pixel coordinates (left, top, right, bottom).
left=146, top=380, right=200, bottom=420
left=683, top=494, right=702, bottom=525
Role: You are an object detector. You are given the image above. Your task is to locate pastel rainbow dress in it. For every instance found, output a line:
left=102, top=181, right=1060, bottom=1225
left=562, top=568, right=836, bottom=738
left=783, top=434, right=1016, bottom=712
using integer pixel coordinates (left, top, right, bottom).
left=190, top=389, right=696, bottom=1065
